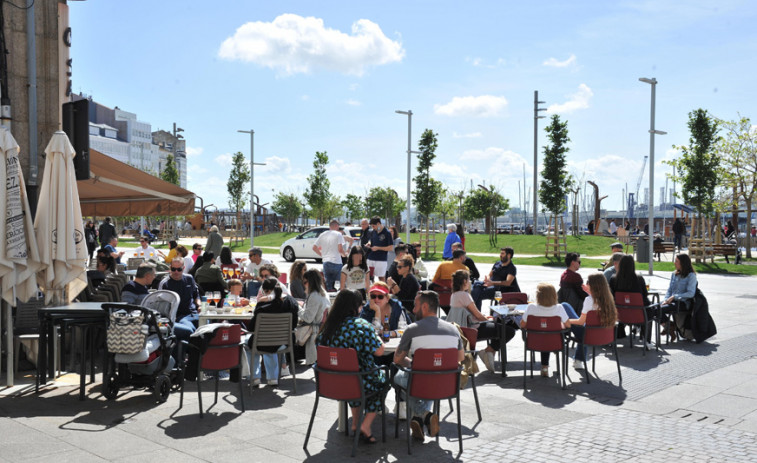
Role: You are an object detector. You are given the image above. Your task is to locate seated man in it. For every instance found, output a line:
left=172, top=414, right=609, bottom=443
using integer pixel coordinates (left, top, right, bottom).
left=103, top=236, right=125, bottom=265
left=431, top=249, right=469, bottom=287
left=121, top=263, right=156, bottom=305
left=603, top=252, right=624, bottom=283
left=133, top=237, right=163, bottom=260
left=601, top=242, right=624, bottom=270
left=471, top=247, right=520, bottom=310
left=242, top=247, right=272, bottom=296
left=158, top=257, right=201, bottom=342
left=393, top=291, right=464, bottom=441
left=452, top=242, right=479, bottom=281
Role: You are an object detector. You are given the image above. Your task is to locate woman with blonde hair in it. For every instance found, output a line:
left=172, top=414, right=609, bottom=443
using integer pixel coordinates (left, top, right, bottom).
left=567, top=274, right=618, bottom=368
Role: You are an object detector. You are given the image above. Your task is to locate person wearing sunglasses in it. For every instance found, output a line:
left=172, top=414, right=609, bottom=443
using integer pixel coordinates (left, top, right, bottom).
left=158, top=257, right=202, bottom=342
left=386, top=254, right=420, bottom=310
left=359, top=282, right=411, bottom=343
left=557, top=252, right=588, bottom=317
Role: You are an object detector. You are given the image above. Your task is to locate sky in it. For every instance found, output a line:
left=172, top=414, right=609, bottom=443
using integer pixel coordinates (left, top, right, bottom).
left=68, top=0, right=757, bottom=219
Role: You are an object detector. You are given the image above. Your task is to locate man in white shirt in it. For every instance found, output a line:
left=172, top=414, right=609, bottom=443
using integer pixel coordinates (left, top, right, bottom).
left=313, top=219, right=346, bottom=291
left=133, top=237, right=162, bottom=260
left=243, top=247, right=272, bottom=296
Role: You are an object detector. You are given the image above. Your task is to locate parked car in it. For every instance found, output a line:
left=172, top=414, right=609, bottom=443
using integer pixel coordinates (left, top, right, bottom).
left=280, top=226, right=362, bottom=262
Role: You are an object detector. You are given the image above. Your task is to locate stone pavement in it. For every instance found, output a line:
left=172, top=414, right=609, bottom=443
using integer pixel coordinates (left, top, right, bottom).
left=2, top=261, right=757, bottom=462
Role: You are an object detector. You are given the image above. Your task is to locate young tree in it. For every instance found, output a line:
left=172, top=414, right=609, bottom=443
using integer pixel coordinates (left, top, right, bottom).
left=413, top=129, right=443, bottom=222
left=272, top=192, right=303, bottom=229
left=342, top=194, right=365, bottom=222
left=435, top=188, right=459, bottom=227
left=226, top=151, right=250, bottom=222
left=304, top=151, right=332, bottom=224
left=365, top=187, right=406, bottom=228
left=539, top=114, right=573, bottom=220
left=161, top=154, right=180, bottom=185
left=323, top=195, right=344, bottom=221
left=717, top=115, right=757, bottom=257
left=670, top=109, right=721, bottom=238
left=464, top=187, right=509, bottom=234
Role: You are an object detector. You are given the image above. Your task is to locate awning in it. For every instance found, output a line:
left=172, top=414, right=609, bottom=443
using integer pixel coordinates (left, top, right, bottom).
left=77, top=149, right=196, bottom=216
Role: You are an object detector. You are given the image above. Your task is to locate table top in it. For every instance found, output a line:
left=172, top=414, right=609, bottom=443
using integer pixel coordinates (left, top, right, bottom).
left=38, top=302, right=127, bottom=314
left=199, top=311, right=254, bottom=325
left=382, top=337, right=401, bottom=354
left=490, top=304, right=527, bottom=318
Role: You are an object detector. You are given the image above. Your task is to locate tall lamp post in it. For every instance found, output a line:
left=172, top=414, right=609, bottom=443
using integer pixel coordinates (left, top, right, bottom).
left=639, top=77, right=667, bottom=275
left=534, top=91, right=547, bottom=232
left=395, top=110, right=421, bottom=242
left=238, top=129, right=266, bottom=246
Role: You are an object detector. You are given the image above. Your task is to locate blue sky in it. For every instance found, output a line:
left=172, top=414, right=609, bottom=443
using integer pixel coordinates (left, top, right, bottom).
left=69, top=1, right=757, bottom=217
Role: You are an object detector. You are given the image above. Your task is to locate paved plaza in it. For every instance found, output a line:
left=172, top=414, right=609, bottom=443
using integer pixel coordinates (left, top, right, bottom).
left=2, top=258, right=757, bottom=462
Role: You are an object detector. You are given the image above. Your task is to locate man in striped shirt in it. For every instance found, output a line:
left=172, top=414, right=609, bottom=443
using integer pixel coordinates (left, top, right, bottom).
left=393, top=291, right=464, bottom=442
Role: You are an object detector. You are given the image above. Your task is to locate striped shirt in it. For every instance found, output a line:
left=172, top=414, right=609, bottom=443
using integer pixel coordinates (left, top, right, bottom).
left=397, top=316, right=462, bottom=357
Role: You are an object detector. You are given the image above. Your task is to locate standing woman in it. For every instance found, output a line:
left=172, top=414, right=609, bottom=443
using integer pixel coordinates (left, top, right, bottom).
left=298, top=269, right=330, bottom=365
left=289, top=260, right=308, bottom=300
left=318, top=290, right=386, bottom=443
left=84, top=220, right=98, bottom=262
left=341, top=247, right=370, bottom=300
left=567, top=274, right=617, bottom=368
left=457, top=223, right=465, bottom=249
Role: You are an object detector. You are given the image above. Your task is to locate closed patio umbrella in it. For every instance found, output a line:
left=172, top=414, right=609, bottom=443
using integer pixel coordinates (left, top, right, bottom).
left=0, top=126, right=43, bottom=304
left=34, top=131, right=87, bottom=305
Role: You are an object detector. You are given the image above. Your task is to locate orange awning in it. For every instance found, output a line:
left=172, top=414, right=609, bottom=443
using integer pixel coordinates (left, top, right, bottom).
left=77, top=149, right=196, bottom=216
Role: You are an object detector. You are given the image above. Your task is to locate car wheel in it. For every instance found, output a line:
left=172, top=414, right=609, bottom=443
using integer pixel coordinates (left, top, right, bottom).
left=283, top=246, right=295, bottom=262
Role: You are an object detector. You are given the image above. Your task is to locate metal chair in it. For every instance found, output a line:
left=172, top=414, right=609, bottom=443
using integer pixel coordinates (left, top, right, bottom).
left=247, top=313, right=297, bottom=393
left=13, top=297, right=60, bottom=378
left=615, top=292, right=658, bottom=354
left=459, top=327, right=482, bottom=422
left=523, top=316, right=568, bottom=389
left=579, top=311, right=622, bottom=383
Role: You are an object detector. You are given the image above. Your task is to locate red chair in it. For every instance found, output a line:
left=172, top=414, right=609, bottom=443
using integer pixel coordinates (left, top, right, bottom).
left=580, top=311, right=622, bottom=384
left=180, top=324, right=245, bottom=418
left=500, top=292, right=528, bottom=305
left=278, top=272, right=288, bottom=285
left=615, top=292, right=658, bottom=354
left=304, top=346, right=387, bottom=457
left=394, top=348, right=463, bottom=455
left=429, top=280, right=453, bottom=315
left=459, top=327, right=482, bottom=423
left=523, top=316, right=568, bottom=390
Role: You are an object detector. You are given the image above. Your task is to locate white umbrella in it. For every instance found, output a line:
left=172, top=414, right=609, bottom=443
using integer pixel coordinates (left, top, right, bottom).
left=0, top=126, right=43, bottom=304
left=34, top=131, right=87, bottom=305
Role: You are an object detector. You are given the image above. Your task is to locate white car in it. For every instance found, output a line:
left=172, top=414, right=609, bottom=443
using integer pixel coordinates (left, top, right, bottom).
left=280, top=226, right=362, bottom=262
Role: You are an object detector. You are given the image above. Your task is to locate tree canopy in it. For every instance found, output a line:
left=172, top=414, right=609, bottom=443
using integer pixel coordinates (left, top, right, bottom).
left=272, top=192, right=303, bottom=227
left=365, top=186, right=405, bottom=227
left=161, top=154, right=179, bottom=186
left=226, top=151, right=250, bottom=216
left=303, top=151, right=332, bottom=224
left=413, top=129, right=443, bottom=219
left=539, top=114, right=572, bottom=217
left=464, top=187, right=509, bottom=233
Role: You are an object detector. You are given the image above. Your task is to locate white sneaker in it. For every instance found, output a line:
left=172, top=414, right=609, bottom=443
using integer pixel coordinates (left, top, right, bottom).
left=252, top=378, right=261, bottom=387
left=267, top=379, right=278, bottom=386
left=573, top=360, right=585, bottom=370
left=280, top=366, right=291, bottom=377
left=480, top=351, right=495, bottom=373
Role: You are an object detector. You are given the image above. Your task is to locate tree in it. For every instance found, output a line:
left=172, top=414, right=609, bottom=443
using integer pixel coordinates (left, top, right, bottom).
left=365, top=186, right=406, bottom=228
left=669, top=109, right=720, bottom=238
left=717, top=115, right=757, bottom=257
left=464, top=187, right=509, bottom=234
left=161, top=154, right=180, bottom=185
left=226, top=151, right=250, bottom=222
left=436, top=188, right=459, bottom=227
left=342, top=194, right=365, bottom=222
left=539, top=114, right=573, bottom=219
left=272, top=192, right=303, bottom=228
left=303, top=151, right=332, bottom=224
left=323, top=195, right=344, bottom=221
left=413, top=129, right=443, bottom=220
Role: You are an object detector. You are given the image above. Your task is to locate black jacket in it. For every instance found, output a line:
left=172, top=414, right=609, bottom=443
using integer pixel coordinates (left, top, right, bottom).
left=691, top=288, right=717, bottom=343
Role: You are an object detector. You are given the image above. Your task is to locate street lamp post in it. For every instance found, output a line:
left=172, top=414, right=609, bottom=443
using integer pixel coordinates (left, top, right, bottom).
left=639, top=77, right=667, bottom=275
left=237, top=130, right=266, bottom=246
left=534, top=91, right=547, bottom=232
left=395, top=110, right=421, bottom=242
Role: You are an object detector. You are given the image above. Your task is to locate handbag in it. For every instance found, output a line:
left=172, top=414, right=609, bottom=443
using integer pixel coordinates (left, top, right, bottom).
left=295, top=324, right=314, bottom=346
left=107, top=309, right=147, bottom=354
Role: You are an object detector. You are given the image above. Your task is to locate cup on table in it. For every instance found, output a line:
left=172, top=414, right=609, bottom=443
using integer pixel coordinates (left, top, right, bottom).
left=494, top=291, right=502, bottom=305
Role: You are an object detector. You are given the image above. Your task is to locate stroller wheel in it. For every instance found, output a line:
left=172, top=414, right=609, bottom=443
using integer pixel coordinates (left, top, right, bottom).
left=103, top=373, right=119, bottom=400
left=155, top=375, right=171, bottom=403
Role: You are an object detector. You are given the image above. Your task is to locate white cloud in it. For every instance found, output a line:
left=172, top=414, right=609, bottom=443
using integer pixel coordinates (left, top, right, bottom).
left=434, top=95, right=508, bottom=117
left=258, top=156, right=292, bottom=174
left=543, top=54, right=577, bottom=68
left=547, top=84, right=593, bottom=114
left=346, top=99, right=361, bottom=106
left=465, top=57, right=505, bottom=68
left=214, top=153, right=233, bottom=167
left=218, top=14, right=405, bottom=76
left=185, top=146, right=203, bottom=157
left=452, top=131, right=482, bottom=139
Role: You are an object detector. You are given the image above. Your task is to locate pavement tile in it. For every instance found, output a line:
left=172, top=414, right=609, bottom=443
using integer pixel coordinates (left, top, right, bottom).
left=687, top=393, right=757, bottom=418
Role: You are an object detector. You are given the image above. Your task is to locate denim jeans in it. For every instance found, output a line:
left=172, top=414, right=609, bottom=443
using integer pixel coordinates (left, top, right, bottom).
left=322, top=261, right=342, bottom=291
left=247, top=280, right=262, bottom=298
left=393, top=369, right=431, bottom=418
left=174, top=313, right=199, bottom=342
left=249, top=345, right=286, bottom=381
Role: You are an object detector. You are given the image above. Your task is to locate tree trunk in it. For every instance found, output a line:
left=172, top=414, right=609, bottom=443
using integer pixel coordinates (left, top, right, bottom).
left=747, top=200, right=753, bottom=259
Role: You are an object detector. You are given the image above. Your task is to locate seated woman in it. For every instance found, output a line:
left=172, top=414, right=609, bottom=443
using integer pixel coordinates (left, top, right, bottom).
left=567, top=274, right=618, bottom=368
left=256, top=263, right=291, bottom=300
left=387, top=254, right=420, bottom=309
left=660, top=253, right=697, bottom=341
left=360, top=282, right=411, bottom=337
left=446, top=269, right=514, bottom=373
left=289, top=260, right=308, bottom=300
left=299, top=269, right=330, bottom=365
left=341, top=247, right=370, bottom=301
left=163, top=240, right=179, bottom=264
left=317, top=289, right=386, bottom=444
left=193, top=251, right=229, bottom=296
left=609, top=254, right=653, bottom=341
left=520, top=283, right=578, bottom=377
left=247, top=277, right=299, bottom=387
left=175, top=245, right=193, bottom=275
left=216, top=246, right=238, bottom=268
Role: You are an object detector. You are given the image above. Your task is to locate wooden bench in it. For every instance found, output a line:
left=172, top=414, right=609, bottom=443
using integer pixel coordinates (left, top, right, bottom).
left=653, top=241, right=675, bottom=261
left=711, top=243, right=740, bottom=264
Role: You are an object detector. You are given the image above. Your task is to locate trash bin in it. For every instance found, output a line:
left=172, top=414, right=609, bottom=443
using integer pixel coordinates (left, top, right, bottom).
left=636, top=236, right=649, bottom=263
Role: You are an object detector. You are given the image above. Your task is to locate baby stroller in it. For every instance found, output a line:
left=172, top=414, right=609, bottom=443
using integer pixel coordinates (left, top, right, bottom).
left=102, top=291, right=182, bottom=403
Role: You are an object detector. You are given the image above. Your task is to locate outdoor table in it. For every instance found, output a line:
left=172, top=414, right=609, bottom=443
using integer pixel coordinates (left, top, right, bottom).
left=489, top=303, right=526, bottom=377
left=36, top=302, right=123, bottom=399
left=198, top=309, right=254, bottom=326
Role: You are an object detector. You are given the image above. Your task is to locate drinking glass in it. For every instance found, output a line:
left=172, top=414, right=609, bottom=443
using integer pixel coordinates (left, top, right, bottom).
left=494, top=291, right=502, bottom=304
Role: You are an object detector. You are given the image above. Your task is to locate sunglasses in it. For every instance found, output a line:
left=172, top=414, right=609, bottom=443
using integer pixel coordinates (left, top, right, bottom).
left=370, top=294, right=385, bottom=300
left=170, top=267, right=183, bottom=272
left=396, top=265, right=406, bottom=269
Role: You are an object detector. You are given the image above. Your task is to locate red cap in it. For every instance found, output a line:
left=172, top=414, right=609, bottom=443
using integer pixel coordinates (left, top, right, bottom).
left=368, top=284, right=389, bottom=295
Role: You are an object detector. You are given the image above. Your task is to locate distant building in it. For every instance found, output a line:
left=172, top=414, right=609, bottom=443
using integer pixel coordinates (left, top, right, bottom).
left=151, top=129, right=187, bottom=188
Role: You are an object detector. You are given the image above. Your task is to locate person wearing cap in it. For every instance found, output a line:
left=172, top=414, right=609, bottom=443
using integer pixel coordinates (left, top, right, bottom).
left=603, top=252, right=624, bottom=283
left=312, top=219, right=347, bottom=292
left=602, top=242, right=625, bottom=270
left=360, top=282, right=412, bottom=343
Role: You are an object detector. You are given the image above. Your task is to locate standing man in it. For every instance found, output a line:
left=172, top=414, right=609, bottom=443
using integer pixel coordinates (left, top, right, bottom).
left=121, top=263, right=156, bottom=305
left=672, top=218, right=685, bottom=251
left=103, top=236, right=125, bottom=265
left=359, top=218, right=371, bottom=253
left=366, top=217, right=393, bottom=282
left=609, top=219, right=618, bottom=235
left=442, top=224, right=461, bottom=260
left=471, top=247, right=520, bottom=309
left=158, top=258, right=201, bottom=342
left=205, top=225, right=224, bottom=258
left=98, top=217, right=116, bottom=247
left=243, top=247, right=272, bottom=295
left=393, top=291, right=464, bottom=441
left=313, top=219, right=346, bottom=291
